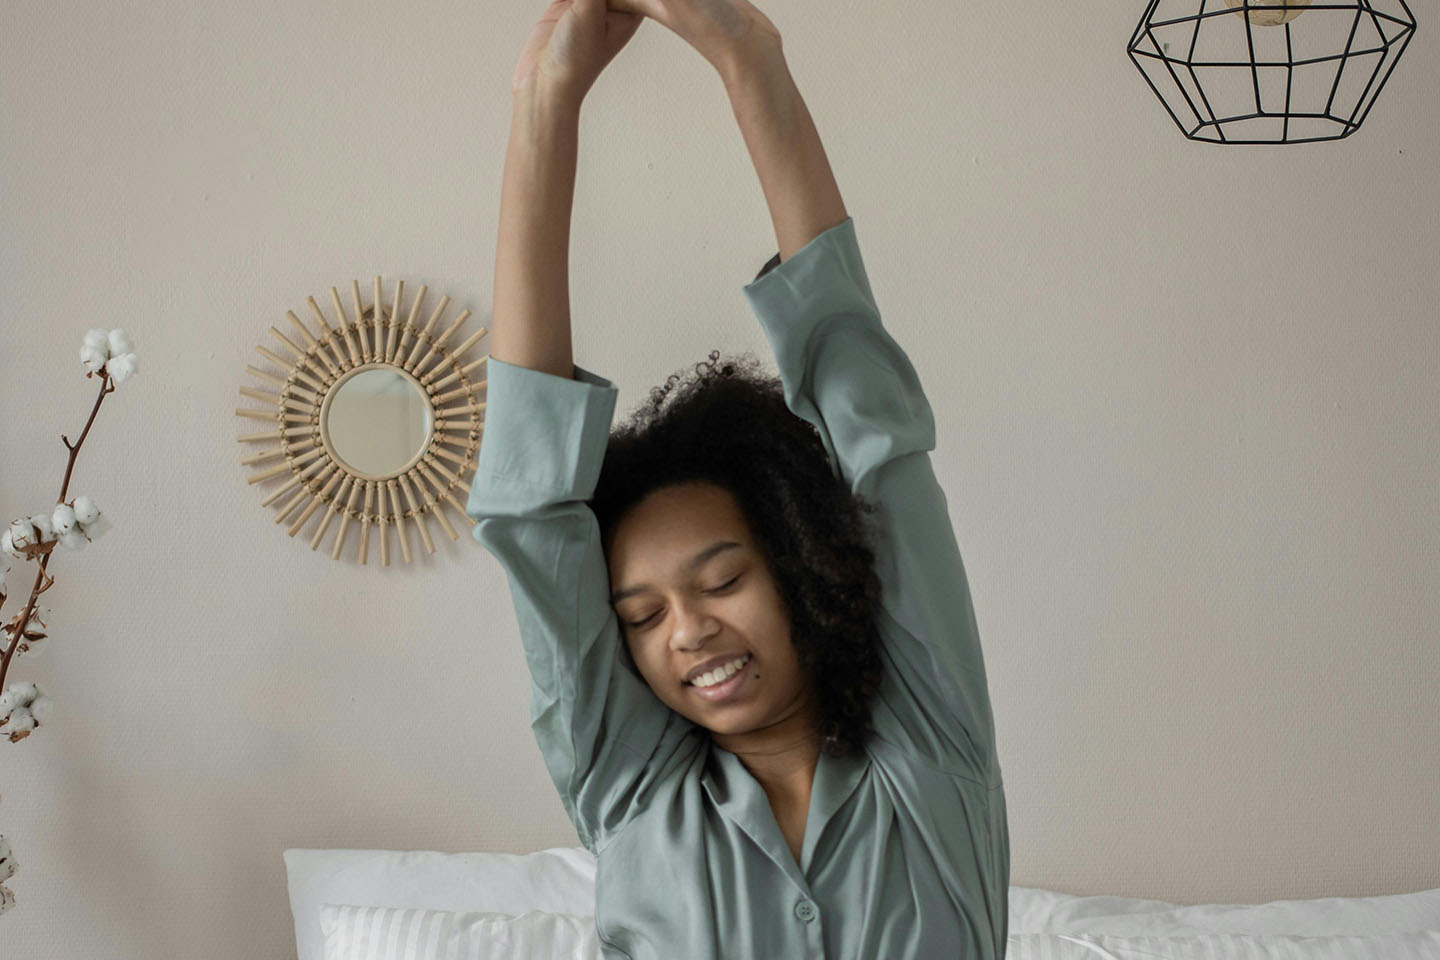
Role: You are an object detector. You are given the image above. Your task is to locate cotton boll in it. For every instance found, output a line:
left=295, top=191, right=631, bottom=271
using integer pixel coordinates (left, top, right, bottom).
left=0, top=683, right=40, bottom=736
left=80, top=341, right=109, bottom=374
left=28, top=514, right=54, bottom=544
left=16, top=633, right=47, bottom=659
left=7, top=520, right=36, bottom=551
left=0, top=708, right=35, bottom=741
left=72, top=496, right=99, bottom=525
left=0, top=529, right=15, bottom=558
left=79, top=513, right=111, bottom=541
left=57, top=529, right=88, bottom=551
left=105, top=352, right=138, bottom=384
left=0, top=833, right=14, bottom=881
left=52, top=503, right=77, bottom=535
left=5, top=682, right=38, bottom=707
left=107, top=328, right=134, bottom=356
left=0, top=550, right=11, bottom=582
left=28, top=695, right=51, bottom=725
left=82, top=328, right=109, bottom=350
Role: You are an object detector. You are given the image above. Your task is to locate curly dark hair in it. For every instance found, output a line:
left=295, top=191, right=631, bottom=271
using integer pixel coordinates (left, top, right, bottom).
left=589, top=348, right=885, bottom=759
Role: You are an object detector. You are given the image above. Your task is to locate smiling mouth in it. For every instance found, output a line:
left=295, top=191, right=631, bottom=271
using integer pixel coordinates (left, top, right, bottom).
left=685, top=652, right=754, bottom=688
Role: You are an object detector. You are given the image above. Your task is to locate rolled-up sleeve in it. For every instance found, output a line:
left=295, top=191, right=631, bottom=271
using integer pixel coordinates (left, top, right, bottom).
left=741, top=217, right=1001, bottom=788
left=465, top=357, right=688, bottom=853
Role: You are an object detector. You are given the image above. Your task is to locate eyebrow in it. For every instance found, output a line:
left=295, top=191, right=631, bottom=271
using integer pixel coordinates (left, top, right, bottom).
left=610, top=540, right=744, bottom=605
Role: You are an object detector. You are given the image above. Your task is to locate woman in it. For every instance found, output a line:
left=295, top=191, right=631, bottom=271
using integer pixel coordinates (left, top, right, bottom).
left=466, top=1, right=1010, bottom=956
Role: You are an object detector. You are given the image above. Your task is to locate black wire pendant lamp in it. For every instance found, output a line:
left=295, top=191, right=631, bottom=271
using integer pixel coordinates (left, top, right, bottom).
left=1127, top=0, right=1417, bottom=143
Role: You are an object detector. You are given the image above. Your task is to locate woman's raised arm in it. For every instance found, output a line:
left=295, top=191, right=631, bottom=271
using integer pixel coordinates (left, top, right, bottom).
left=491, top=91, right=581, bottom=380
left=492, top=0, right=642, bottom=379
left=720, top=38, right=851, bottom=264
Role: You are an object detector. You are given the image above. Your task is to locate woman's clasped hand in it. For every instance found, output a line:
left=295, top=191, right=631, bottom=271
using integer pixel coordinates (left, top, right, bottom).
left=511, top=0, right=783, bottom=106
left=510, top=0, right=643, bottom=103
left=604, top=0, right=782, bottom=69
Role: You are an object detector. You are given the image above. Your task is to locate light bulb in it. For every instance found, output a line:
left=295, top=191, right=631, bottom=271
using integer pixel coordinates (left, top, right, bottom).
left=1224, top=0, right=1311, bottom=26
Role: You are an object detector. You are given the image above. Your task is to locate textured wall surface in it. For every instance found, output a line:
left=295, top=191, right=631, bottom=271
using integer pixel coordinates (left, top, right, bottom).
left=1, top=1, right=1435, bottom=956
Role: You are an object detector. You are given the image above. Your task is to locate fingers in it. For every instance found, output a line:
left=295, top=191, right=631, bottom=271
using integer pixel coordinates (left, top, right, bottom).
left=605, top=0, right=656, bottom=17
left=606, top=8, right=644, bottom=51
left=580, top=0, right=644, bottom=29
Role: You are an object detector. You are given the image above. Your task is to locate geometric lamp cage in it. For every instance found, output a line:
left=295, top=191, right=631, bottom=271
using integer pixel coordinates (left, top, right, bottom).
left=1127, top=0, right=1417, bottom=143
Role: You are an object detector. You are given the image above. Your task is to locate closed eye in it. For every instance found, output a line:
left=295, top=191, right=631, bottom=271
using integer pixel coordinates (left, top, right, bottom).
left=624, top=575, right=742, bottom=629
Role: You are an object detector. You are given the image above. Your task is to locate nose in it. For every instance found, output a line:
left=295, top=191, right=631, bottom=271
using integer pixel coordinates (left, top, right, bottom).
left=668, top=597, right=720, bottom=652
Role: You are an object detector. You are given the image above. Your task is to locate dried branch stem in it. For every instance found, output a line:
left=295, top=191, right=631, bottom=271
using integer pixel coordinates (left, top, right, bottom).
left=0, top=374, right=113, bottom=693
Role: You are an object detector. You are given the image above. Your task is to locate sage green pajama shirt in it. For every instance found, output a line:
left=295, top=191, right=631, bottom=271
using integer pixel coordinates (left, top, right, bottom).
left=466, top=216, right=1010, bottom=959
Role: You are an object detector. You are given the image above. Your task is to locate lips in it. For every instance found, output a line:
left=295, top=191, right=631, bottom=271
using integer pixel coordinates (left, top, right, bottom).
left=687, top=656, right=753, bottom=703
left=683, top=652, right=752, bottom=686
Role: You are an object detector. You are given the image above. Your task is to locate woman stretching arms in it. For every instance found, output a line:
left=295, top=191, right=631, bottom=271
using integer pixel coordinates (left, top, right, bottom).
left=468, top=1, right=1010, bottom=956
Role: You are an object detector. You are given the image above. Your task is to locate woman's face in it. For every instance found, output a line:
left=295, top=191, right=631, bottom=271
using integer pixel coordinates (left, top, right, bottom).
left=605, top=481, right=814, bottom=740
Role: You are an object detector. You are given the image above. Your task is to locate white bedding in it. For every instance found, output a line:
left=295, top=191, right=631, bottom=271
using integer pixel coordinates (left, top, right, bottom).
left=284, top=846, right=1440, bottom=960
left=1004, top=932, right=1440, bottom=959
left=1008, top=882, right=1440, bottom=936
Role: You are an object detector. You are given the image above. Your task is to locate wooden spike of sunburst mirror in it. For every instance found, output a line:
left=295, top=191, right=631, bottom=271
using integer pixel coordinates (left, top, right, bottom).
left=236, top=277, right=487, bottom=565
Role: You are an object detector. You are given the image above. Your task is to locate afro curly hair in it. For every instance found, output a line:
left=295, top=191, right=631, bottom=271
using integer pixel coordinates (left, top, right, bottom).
left=589, top=348, right=885, bottom=759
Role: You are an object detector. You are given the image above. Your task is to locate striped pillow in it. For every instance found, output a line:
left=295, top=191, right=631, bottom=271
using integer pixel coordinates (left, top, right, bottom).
left=1005, top=931, right=1440, bottom=959
left=318, top=904, right=599, bottom=960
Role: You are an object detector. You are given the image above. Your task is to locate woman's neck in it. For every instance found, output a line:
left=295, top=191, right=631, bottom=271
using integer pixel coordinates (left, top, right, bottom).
left=711, top=688, right=822, bottom=801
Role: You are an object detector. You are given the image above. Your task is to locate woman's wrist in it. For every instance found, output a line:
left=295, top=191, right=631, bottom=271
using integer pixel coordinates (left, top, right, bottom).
left=513, top=81, right=583, bottom=132
left=715, top=33, right=788, bottom=97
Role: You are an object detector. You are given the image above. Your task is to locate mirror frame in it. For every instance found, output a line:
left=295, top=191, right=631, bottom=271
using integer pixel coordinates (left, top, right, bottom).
left=236, top=277, right=488, bottom=566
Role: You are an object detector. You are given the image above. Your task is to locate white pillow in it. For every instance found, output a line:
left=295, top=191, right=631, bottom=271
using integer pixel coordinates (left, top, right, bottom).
left=283, top=847, right=595, bottom=960
left=318, top=904, right=598, bottom=960
left=1007, top=883, right=1440, bottom=936
left=1005, top=932, right=1440, bottom=959
left=1008, top=885, right=1180, bottom=934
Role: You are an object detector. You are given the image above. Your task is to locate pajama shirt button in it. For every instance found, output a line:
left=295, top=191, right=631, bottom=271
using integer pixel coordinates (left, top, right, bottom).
left=794, top=899, right=818, bottom=922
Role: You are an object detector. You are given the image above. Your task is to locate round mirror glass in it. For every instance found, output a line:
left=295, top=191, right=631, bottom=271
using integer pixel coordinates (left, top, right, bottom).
left=324, top=367, right=433, bottom=478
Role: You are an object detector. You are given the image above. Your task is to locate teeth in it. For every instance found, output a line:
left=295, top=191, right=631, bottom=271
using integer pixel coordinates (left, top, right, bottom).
left=692, top=654, right=750, bottom=688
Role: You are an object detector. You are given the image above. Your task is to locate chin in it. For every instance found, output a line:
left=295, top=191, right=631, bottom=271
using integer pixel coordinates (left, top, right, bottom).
left=696, top=715, right=759, bottom=738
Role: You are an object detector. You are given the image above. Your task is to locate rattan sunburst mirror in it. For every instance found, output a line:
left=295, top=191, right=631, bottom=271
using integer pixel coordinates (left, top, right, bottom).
left=236, top=277, right=487, bottom=565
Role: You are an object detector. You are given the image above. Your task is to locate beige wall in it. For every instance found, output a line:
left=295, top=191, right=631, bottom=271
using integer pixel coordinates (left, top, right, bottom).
left=1, top=1, right=1435, bottom=956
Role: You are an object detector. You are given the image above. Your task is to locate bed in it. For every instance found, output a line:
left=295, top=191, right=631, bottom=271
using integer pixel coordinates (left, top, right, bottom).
left=284, top=845, right=1440, bottom=959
